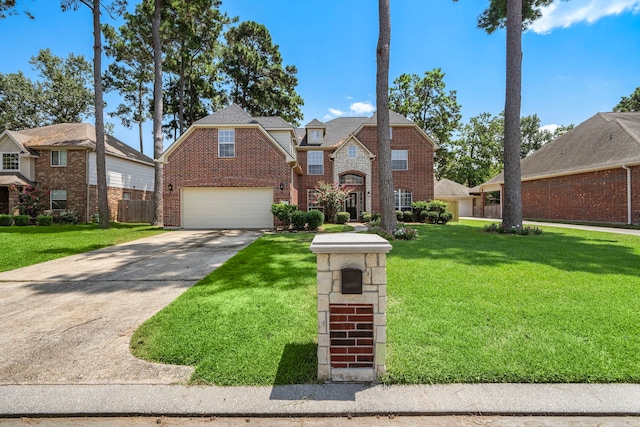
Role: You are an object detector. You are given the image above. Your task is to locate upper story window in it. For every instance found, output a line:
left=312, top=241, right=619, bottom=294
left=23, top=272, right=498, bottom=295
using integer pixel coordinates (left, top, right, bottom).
left=392, top=149, right=408, bottom=170
left=310, top=130, right=321, bottom=144
left=51, top=150, right=67, bottom=167
left=1, top=153, right=19, bottom=171
left=348, top=145, right=357, bottom=159
left=307, top=150, right=324, bottom=175
left=339, top=174, right=364, bottom=185
left=218, top=129, right=235, bottom=158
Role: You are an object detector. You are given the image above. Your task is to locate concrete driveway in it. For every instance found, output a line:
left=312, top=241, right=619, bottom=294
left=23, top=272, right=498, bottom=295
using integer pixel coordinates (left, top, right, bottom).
left=0, top=229, right=261, bottom=385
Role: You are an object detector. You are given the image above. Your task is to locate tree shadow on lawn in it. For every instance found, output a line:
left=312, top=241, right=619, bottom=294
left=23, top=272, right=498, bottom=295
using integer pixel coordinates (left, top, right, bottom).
left=394, top=224, right=640, bottom=277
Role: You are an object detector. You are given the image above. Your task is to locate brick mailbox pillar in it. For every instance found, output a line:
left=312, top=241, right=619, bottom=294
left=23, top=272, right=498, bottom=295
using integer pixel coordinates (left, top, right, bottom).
left=310, top=233, right=392, bottom=382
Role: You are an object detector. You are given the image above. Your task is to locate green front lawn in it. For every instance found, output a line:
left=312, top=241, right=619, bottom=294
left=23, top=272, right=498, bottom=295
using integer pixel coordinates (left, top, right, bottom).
left=131, top=221, right=640, bottom=385
left=0, top=223, right=165, bottom=272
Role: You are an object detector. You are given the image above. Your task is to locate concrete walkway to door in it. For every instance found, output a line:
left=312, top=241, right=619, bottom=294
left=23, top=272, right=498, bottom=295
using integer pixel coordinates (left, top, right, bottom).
left=0, top=229, right=261, bottom=385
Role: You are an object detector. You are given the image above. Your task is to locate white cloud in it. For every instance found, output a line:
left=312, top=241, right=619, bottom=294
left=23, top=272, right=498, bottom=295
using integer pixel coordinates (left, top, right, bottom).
left=540, top=124, right=559, bottom=133
left=530, top=0, right=640, bottom=34
left=350, top=101, right=376, bottom=115
left=329, top=108, right=345, bottom=116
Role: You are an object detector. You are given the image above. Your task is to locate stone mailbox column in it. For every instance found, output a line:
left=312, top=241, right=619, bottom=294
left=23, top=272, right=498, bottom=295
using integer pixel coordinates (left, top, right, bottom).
left=310, top=233, right=392, bottom=382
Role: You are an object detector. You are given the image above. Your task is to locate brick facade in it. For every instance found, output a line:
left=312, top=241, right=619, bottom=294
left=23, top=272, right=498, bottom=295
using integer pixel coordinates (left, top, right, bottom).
left=522, top=167, right=639, bottom=224
left=163, top=127, right=294, bottom=227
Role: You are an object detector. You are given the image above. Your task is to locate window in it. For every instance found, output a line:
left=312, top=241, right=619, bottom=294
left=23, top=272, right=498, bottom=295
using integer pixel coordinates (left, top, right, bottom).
left=218, top=129, right=235, bottom=158
left=51, top=150, right=67, bottom=167
left=389, top=127, right=393, bottom=140
left=2, top=153, right=19, bottom=171
left=307, top=150, right=324, bottom=175
left=310, top=130, right=321, bottom=143
left=307, top=189, right=324, bottom=211
left=123, top=192, right=131, bottom=200
left=339, top=174, right=364, bottom=185
left=50, top=189, right=67, bottom=210
left=394, top=189, right=412, bottom=211
left=348, top=145, right=357, bottom=159
left=392, top=150, right=408, bottom=170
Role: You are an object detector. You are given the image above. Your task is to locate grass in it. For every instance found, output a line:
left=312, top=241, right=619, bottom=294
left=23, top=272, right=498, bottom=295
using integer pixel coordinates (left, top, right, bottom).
left=131, top=220, right=640, bottom=385
left=0, top=222, right=165, bottom=272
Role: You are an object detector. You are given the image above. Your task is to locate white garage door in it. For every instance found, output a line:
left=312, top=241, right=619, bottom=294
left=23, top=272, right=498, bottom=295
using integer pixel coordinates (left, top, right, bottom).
left=182, top=187, right=273, bottom=229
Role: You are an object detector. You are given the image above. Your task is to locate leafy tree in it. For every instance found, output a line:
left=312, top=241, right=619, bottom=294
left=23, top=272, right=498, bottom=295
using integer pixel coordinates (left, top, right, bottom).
left=613, top=87, right=640, bottom=112
left=0, top=71, right=43, bottom=131
left=31, top=48, right=94, bottom=124
left=520, top=113, right=554, bottom=158
left=221, top=21, right=303, bottom=126
left=0, top=0, right=33, bottom=19
left=389, top=68, right=462, bottom=177
left=103, top=13, right=154, bottom=153
left=376, top=0, right=396, bottom=233
left=313, top=181, right=352, bottom=224
left=447, top=112, right=504, bottom=188
left=61, top=0, right=127, bottom=230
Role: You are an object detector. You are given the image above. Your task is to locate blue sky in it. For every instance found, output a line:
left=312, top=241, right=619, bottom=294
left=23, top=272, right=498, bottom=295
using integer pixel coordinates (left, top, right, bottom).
left=1, top=0, right=640, bottom=155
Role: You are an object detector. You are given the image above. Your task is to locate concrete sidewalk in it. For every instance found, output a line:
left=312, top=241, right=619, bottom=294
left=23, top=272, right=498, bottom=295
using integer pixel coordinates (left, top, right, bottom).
left=1, top=383, right=640, bottom=417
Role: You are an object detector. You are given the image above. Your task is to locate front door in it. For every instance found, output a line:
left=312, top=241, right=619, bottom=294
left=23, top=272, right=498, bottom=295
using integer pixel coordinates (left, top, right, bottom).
left=0, top=187, right=9, bottom=214
left=345, top=192, right=359, bottom=220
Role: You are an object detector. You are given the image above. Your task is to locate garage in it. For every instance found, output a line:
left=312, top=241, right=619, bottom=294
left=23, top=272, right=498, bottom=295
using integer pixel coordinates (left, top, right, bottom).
left=182, top=187, right=274, bottom=229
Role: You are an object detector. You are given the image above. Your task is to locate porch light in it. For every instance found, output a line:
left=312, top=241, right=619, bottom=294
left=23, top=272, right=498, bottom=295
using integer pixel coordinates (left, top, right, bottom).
left=168, top=183, right=173, bottom=192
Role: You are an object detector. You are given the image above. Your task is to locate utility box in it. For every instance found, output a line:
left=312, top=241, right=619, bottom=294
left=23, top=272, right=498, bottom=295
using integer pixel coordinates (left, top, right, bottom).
left=310, top=233, right=392, bottom=382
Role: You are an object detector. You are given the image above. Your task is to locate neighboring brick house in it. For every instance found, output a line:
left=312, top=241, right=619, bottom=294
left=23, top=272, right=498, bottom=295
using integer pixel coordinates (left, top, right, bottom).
left=478, top=112, right=640, bottom=225
left=159, top=104, right=436, bottom=229
left=0, top=123, right=154, bottom=222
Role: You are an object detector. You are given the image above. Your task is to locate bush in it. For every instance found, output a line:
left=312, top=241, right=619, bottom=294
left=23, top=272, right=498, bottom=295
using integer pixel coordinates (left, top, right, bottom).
left=371, top=212, right=381, bottom=221
left=336, top=212, right=350, bottom=224
left=13, top=215, right=30, bottom=226
left=396, top=210, right=404, bottom=221
left=37, top=215, right=53, bottom=226
left=291, top=210, right=308, bottom=230
left=307, top=210, right=324, bottom=231
left=0, top=214, right=13, bottom=226
left=440, top=211, right=454, bottom=223
left=393, top=226, right=419, bottom=240
left=403, top=211, right=414, bottom=222
left=484, top=223, right=543, bottom=236
left=367, top=225, right=394, bottom=241
left=426, top=211, right=439, bottom=224
left=271, top=202, right=298, bottom=228
left=361, top=212, right=372, bottom=223
left=420, top=210, right=430, bottom=223
left=58, top=210, right=80, bottom=225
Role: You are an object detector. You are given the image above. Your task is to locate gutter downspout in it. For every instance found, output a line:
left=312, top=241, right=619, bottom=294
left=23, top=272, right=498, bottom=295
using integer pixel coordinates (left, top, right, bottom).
left=622, top=165, right=631, bottom=225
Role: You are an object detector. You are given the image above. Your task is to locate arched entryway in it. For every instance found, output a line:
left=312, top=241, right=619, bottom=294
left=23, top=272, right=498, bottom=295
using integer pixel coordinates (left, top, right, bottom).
left=339, top=173, right=365, bottom=220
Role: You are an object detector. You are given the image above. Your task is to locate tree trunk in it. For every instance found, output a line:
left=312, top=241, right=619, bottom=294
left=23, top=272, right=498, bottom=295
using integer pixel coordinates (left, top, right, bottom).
left=502, top=0, right=523, bottom=229
left=91, top=0, right=110, bottom=229
left=138, top=80, right=144, bottom=154
left=152, top=0, right=164, bottom=226
left=376, top=0, right=396, bottom=233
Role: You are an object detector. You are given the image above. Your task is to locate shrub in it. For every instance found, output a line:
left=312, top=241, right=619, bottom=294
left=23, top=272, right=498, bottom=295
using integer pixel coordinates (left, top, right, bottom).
left=336, top=212, right=350, bottom=224
left=312, top=181, right=352, bottom=223
left=367, top=225, right=394, bottom=241
left=403, top=211, right=414, bottom=222
left=396, top=210, right=404, bottom=221
left=420, top=210, right=430, bottom=223
left=393, top=226, right=419, bottom=240
left=13, top=215, right=30, bottom=226
left=291, top=210, right=308, bottom=231
left=58, top=210, right=80, bottom=225
left=371, top=212, right=381, bottom=221
left=411, top=200, right=428, bottom=213
left=484, top=223, right=543, bottom=236
left=369, top=217, right=381, bottom=227
left=37, top=215, right=53, bottom=226
left=440, top=211, right=454, bottom=223
left=426, top=211, right=439, bottom=224
left=307, top=210, right=324, bottom=231
left=0, top=214, right=12, bottom=226
left=11, top=184, right=48, bottom=218
left=361, top=212, right=372, bottom=223
left=271, top=202, right=298, bottom=228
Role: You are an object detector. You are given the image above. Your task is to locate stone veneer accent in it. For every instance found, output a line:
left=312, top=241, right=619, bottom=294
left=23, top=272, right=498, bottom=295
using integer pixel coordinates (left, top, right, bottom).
left=310, top=233, right=392, bottom=383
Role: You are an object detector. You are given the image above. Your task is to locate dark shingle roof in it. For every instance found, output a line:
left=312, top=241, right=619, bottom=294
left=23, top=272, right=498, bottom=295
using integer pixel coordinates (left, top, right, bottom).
left=484, top=112, right=640, bottom=185
left=16, top=123, right=153, bottom=164
left=194, top=104, right=294, bottom=130
left=305, top=118, right=326, bottom=128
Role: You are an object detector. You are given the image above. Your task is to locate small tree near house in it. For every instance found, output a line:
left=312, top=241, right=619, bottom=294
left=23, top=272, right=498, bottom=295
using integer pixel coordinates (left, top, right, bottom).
left=312, top=181, right=352, bottom=223
left=11, top=184, right=48, bottom=218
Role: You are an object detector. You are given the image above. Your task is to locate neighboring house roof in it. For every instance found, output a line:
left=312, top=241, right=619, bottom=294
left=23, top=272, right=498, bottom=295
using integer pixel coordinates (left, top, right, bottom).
left=434, top=179, right=472, bottom=198
left=0, top=172, right=33, bottom=186
left=482, top=112, right=640, bottom=187
left=14, top=123, right=153, bottom=165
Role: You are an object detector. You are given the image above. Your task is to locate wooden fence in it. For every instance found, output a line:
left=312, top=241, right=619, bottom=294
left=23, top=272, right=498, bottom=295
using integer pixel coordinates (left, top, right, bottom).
left=117, top=200, right=154, bottom=223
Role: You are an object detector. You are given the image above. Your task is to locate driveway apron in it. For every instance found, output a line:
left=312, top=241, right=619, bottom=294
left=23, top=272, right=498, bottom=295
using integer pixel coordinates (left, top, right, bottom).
left=0, top=229, right=261, bottom=385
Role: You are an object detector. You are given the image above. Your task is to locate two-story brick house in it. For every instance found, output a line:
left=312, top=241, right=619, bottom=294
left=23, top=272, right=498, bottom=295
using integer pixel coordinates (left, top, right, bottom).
left=159, top=104, right=436, bottom=229
left=0, top=123, right=154, bottom=222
